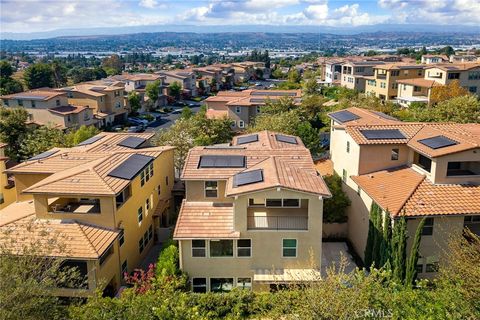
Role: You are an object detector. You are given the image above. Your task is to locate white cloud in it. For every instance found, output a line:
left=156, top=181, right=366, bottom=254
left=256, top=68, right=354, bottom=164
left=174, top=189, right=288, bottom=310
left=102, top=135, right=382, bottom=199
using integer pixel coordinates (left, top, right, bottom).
left=139, top=0, right=158, bottom=9
left=303, top=4, right=329, bottom=21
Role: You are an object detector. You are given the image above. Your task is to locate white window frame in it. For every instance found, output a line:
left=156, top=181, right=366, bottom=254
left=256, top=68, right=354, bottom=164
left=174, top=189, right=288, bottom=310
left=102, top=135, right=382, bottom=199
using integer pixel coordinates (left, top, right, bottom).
left=256, top=106, right=261, bottom=114
left=236, top=277, right=252, bottom=290
left=282, top=238, right=297, bottom=258
left=238, top=120, right=245, bottom=128
left=192, top=240, right=207, bottom=257
left=235, top=106, right=241, bottom=113
left=204, top=181, right=218, bottom=198
left=264, top=198, right=301, bottom=208
left=236, top=239, right=252, bottom=258
left=192, top=278, right=207, bottom=293
left=137, top=206, right=143, bottom=225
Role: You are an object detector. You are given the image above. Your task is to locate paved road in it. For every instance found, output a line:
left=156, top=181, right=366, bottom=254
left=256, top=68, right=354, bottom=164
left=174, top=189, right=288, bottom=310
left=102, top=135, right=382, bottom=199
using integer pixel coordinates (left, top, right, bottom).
left=145, top=103, right=202, bottom=132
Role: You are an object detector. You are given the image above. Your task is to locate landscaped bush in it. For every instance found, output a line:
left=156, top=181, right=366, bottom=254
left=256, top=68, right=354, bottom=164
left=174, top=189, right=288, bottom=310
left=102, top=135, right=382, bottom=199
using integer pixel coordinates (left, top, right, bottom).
left=323, top=174, right=351, bottom=223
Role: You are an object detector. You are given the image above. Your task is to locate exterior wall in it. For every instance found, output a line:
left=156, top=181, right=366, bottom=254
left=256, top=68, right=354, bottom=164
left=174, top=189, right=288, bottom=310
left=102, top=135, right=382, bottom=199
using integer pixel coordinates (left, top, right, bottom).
left=185, top=180, right=233, bottom=203
left=2, top=96, right=69, bottom=109
left=431, top=148, right=480, bottom=184
left=330, top=125, right=360, bottom=178
left=358, top=144, right=410, bottom=175
left=0, top=160, right=15, bottom=210
left=179, top=188, right=323, bottom=291
left=397, top=83, right=430, bottom=99
left=366, top=67, right=424, bottom=100
left=14, top=173, right=50, bottom=201
left=68, top=94, right=104, bottom=113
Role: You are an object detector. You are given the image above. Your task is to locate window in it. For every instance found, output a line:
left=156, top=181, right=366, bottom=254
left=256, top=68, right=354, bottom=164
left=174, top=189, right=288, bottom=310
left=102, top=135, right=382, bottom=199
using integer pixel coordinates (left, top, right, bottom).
left=415, top=153, right=432, bottom=172
left=464, top=216, right=480, bottom=235
left=283, top=199, right=300, bottom=207
left=422, top=218, right=434, bottom=235
left=468, top=71, right=480, bottom=80
left=346, top=141, right=350, bottom=153
left=121, top=260, right=128, bottom=276
left=391, top=70, right=400, bottom=77
left=192, top=278, right=207, bottom=293
left=414, top=86, right=421, bottom=92
left=231, top=120, right=236, bottom=128
left=448, top=72, right=460, bottom=79
left=210, top=278, right=233, bottom=292
left=248, top=198, right=265, bottom=206
left=239, top=120, right=245, bottom=128
left=237, top=278, right=252, bottom=290
left=205, top=181, right=218, bottom=198
left=415, top=258, right=424, bottom=274
left=148, top=163, right=154, bottom=178
left=391, top=83, right=398, bottom=89
left=417, top=70, right=423, bottom=76
left=137, top=206, right=143, bottom=224
left=256, top=106, right=261, bottom=113
left=266, top=199, right=282, bottom=207
left=192, top=240, right=206, bottom=257
left=139, top=239, right=144, bottom=253
left=18, top=99, right=23, bottom=106
left=235, top=106, right=241, bottom=113
left=469, top=86, right=477, bottom=93
left=56, top=99, right=60, bottom=106
left=166, top=176, right=169, bottom=186
left=380, top=82, right=386, bottom=89
left=146, top=198, right=150, bottom=211
left=116, top=185, right=132, bottom=208
left=141, top=171, right=146, bottom=186
left=99, top=244, right=114, bottom=265
left=282, top=239, right=297, bottom=257
left=391, top=148, right=399, bottom=161
left=31, top=100, right=36, bottom=108
left=237, top=239, right=251, bottom=257
left=143, top=230, right=149, bottom=246
left=210, top=240, right=233, bottom=257
left=148, top=225, right=153, bottom=241
left=3, top=100, right=8, bottom=107
left=157, top=185, right=161, bottom=195
left=342, top=169, right=347, bottom=182
left=115, top=102, right=121, bottom=108
left=425, top=256, right=438, bottom=273
left=119, top=229, right=125, bottom=247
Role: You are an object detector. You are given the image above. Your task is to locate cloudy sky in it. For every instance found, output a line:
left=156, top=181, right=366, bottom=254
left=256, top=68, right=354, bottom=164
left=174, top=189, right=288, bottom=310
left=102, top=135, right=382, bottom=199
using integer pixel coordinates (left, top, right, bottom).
left=1, top=0, right=479, bottom=33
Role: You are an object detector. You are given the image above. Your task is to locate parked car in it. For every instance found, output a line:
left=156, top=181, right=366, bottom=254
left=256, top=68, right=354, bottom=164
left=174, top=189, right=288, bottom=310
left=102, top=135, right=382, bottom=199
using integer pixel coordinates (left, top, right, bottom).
left=127, top=126, right=144, bottom=133
left=128, top=117, right=148, bottom=125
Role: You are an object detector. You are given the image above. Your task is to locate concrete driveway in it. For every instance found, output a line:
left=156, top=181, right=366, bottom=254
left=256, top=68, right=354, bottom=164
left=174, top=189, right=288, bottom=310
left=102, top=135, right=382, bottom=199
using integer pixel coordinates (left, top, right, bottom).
left=321, top=242, right=357, bottom=277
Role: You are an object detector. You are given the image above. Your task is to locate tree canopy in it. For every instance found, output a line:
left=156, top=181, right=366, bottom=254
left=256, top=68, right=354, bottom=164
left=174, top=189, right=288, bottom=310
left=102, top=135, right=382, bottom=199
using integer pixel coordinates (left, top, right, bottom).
left=23, top=63, right=55, bottom=89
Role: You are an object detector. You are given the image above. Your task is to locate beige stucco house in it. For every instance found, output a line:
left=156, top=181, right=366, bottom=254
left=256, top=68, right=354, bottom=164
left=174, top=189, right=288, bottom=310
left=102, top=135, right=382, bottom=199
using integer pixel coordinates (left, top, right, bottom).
left=328, top=107, right=480, bottom=277
left=174, top=130, right=331, bottom=292
left=424, top=62, right=480, bottom=95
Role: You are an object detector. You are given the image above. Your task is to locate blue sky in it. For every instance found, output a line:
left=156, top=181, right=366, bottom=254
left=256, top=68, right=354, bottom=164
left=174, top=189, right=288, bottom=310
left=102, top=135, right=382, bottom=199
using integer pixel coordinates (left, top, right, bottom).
left=1, top=0, right=479, bottom=33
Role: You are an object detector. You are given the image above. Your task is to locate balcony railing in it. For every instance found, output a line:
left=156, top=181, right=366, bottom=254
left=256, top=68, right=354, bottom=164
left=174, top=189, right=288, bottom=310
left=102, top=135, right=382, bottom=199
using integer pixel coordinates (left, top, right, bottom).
left=247, top=216, right=308, bottom=230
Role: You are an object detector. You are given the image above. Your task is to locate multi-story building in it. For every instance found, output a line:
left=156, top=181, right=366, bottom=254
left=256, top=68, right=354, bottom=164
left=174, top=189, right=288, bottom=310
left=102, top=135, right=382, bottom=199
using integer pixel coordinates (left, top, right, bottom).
left=174, top=130, right=331, bottom=292
left=204, top=90, right=302, bottom=130
left=424, top=63, right=480, bottom=94
left=61, top=83, right=128, bottom=127
left=193, top=66, right=224, bottom=91
left=340, top=61, right=385, bottom=92
left=0, top=132, right=175, bottom=296
left=395, top=78, right=440, bottom=107
left=157, top=70, right=198, bottom=97
left=322, top=58, right=345, bottom=86
left=328, top=107, right=480, bottom=278
left=0, top=89, right=97, bottom=129
left=421, top=55, right=449, bottom=64
left=450, top=55, right=480, bottom=63
left=365, top=64, right=425, bottom=100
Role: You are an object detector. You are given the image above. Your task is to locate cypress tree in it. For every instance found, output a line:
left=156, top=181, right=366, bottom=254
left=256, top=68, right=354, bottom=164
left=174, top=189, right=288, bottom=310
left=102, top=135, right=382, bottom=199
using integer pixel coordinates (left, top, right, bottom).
left=379, top=210, right=392, bottom=267
left=405, top=217, right=426, bottom=286
left=364, top=202, right=378, bottom=268
left=372, top=204, right=383, bottom=268
left=391, top=215, right=407, bottom=283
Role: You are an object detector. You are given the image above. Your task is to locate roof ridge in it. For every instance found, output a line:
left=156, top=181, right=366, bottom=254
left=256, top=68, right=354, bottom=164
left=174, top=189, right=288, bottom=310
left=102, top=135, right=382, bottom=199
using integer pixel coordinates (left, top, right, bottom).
left=23, top=167, right=92, bottom=192
left=393, top=173, right=426, bottom=217
left=77, top=223, right=101, bottom=256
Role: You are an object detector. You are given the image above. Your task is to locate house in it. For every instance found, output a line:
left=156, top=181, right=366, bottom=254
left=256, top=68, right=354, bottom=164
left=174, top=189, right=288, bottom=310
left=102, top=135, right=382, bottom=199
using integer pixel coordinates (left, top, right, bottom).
left=0, top=89, right=97, bottom=129
left=396, top=78, right=440, bottom=107
left=0, top=143, right=16, bottom=209
left=204, top=89, right=302, bottom=130
left=340, top=61, right=385, bottom=92
left=156, top=70, right=198, bottom=98
left=450, top=55, right=480, bottom=63
left=0, top=132, right=175, bottom=296
left=109, top=74, right=168, bottom=111
left=174, top=130, right=331, bottom=292
left=60, top=82, right=128, bottom=127
left=421, top=55, right=449, bottom=64
left=424, top=63, right=480, bottom=95
left=365, top=64, right=425, bottom=101
left=193, top=66, right=224, bottom=91
left=328, top=107, right=480, bottom=278
left=322, top=58, right=345, bottom=86
left=231, top=62, right=267, bottom=83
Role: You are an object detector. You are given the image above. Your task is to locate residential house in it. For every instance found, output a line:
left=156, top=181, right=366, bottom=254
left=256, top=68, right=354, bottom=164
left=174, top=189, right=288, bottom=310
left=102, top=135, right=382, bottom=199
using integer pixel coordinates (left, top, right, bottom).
left=322, top=58, right=345, bottom=86
left=0, top=132, right=175, bottom=296
left=61, top=82, right=128, bottom=127
left=0, top=89, right=96, bottom=129
left=193, top=66, right=224, bottom=91
left=174, top=130, right=331, bottom=292
left=365, top=64, right=425, bottom=100
left=157, top=70, right=198, bottom=98
left=204, top=89, right=302, bottom=130
left=450, top=55, right=480, bottom=63
left=424, top=63, right=480, bottom=95
left=328, top=107, right=480, bottom=278
left=396, top=78, right=440, bottom=107
left=421, top=55, right=449, bottom=64
left=340, top=61, right=385, bottom=92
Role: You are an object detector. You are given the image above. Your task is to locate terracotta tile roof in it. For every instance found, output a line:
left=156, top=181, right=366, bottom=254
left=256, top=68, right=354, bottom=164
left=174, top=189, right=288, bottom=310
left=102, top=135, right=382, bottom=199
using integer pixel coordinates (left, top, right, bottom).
left=1, top=88, right=66, bottom=100
left=173, top=201, right=239, bottom=239
left=352, top=167, right=425, bottom=216
left=345, top=124, right=423, bottom=145
left=182, top=131, right=331, bottom=197
left=48, top=105, right=90, bottom=115
left=425, top=62, right=480, bottom=71
left=0, top=200, right=36, bottom=227
left=315, top=159, right=334, bottom=176
left=353, top=166, right=480, bottom=217
left=0, top=205, right=118, bottom=259
left=206, top=90, right=302, bottom=107
left=374, top=63, right=425, bottom=70
left=396, top=78, right=441, bottom=88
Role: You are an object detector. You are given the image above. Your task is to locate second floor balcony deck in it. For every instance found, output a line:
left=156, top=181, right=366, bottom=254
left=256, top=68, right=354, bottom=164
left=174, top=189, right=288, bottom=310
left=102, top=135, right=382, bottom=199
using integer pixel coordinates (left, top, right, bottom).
left=247, top=207, right=308, bottom=231
left=49, top=198, right=101, bottom=214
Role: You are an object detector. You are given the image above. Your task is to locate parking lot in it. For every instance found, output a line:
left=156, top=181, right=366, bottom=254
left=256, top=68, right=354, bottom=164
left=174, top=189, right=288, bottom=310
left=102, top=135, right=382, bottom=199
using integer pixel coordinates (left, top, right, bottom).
left=145, top=103, right=202, bottom=132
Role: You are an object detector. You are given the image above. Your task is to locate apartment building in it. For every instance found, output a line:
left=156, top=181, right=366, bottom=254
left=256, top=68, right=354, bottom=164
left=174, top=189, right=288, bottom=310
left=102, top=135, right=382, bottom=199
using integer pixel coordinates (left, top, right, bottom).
left=174, top=130, right=331, bottom=292
left=424, top=63, right=480, bottom=94
left=328, top=107, right=480, bottom=277
left=157, top=70, right=198, bottom=97
left=0, top=132, right=175, bottom=297
left=109, top=73, right=168, bottom=111
left=204, top=89, right=302, bottom=130
left=365, top=64, right=425, bottom=100
left=61, top=82, right=128, bottom=127
left=0, top=89, right=96, bottom=129
left=340, top=61, right=385, bottom=92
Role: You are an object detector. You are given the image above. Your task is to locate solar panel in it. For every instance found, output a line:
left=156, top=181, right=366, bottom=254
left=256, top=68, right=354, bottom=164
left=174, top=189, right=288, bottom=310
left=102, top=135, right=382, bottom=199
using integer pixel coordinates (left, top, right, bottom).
left=117, top=136, right=147, bottom=149
left=237, top=134, right=258, bottom=145
left=233, top=169, right=264, bottom=187
left=77, top=135, right=104, bottom=146
left=251, top=92, right=296, bottom=97
left=275, top=134, right=298, bottom=144
left=15, top=95, right=48, bottom=100
left=108, top=154, right=154, bottom=180
left=372, top=111, right=398, bottom=121
left=329, top=110, right=360, bottom=124
left=360, top=129, right=406, bottom=140
left=418, top=136, right=458, bottom=149
left=29, top=150, right=58, bottom=161
left=198, top=155, right=246, bottom=168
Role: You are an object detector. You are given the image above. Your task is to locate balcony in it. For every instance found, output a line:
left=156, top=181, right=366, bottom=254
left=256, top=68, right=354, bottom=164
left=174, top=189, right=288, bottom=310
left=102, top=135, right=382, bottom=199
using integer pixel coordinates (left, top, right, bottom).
left=247, top=216, right=308, bottom=230
left=377, top=74, right=387, bottom=80
left=49, top=198, right=101, bottom=214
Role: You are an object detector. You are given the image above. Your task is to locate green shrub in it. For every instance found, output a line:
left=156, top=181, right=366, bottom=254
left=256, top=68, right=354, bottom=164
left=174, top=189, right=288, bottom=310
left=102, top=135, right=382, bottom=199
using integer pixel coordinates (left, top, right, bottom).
left=323, top=174, right=351, bottom=223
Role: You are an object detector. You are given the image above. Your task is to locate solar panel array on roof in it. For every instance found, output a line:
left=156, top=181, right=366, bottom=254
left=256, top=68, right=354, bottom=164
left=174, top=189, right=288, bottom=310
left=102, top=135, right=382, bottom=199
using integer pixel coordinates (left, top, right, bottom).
left=77, top=135, right=104, bottom=146
left=360, top=129, right=406, bottom=140
left=107, top=154, right=154, bottom=180
left=237, top=134, right=258, bottom=145
left=117, top=136, right=147, bottom=149
left=29, top=150, right=59, bottom=161
left=15, top=95, right=48, bottom=100
left=251, top=92, right=297, bottom=97
left=418, top=136, right=458, bottom=149
left=275, top=134, right=298, bottom=144
left=329, top=110, right=360, bottom=124
left=198, top=155, right=245, bottom=168
left=250, top=98, right=267, bottom=103
left=233, top=169, right=264, bottom=187
left=372, top=111, right=398, bottom=121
